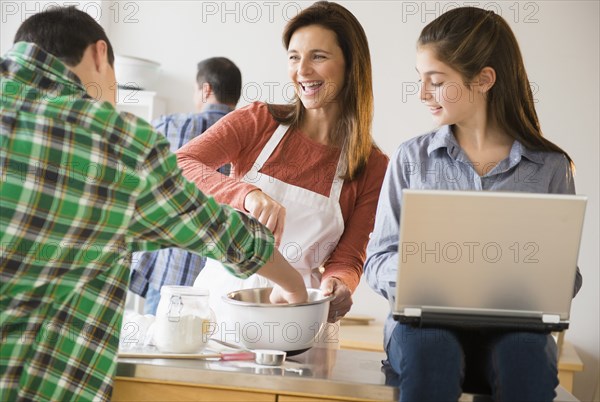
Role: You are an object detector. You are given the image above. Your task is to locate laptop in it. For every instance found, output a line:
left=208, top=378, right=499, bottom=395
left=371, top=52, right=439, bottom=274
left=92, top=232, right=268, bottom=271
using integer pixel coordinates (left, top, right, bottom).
left=393, top=189, right=587, bottom=332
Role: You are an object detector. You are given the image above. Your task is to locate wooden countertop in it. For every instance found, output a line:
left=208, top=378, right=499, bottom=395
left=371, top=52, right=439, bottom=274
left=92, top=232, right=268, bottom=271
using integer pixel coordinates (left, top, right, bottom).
left=116, top=347, right=396, bottom=401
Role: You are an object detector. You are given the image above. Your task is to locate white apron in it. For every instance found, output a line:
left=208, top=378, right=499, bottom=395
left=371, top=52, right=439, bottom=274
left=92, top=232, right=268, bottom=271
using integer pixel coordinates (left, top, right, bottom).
left=194, top=124, right=345, bottom=346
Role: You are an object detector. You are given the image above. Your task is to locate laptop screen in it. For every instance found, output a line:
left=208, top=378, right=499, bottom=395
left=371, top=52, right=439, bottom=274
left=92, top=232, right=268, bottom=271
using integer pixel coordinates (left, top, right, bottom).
left=394, top=190, right=587, bottom=326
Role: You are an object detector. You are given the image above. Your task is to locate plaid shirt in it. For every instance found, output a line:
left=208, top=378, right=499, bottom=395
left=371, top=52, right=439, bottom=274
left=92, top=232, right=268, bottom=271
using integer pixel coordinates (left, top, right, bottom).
left=0, top=42, right=274, bottom=402
left=129, top=104, right=232, bottom=296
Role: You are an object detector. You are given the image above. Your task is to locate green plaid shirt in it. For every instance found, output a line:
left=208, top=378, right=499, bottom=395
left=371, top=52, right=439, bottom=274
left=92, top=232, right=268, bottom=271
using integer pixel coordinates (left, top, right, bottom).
left=0, top=42, right=274, bottom=401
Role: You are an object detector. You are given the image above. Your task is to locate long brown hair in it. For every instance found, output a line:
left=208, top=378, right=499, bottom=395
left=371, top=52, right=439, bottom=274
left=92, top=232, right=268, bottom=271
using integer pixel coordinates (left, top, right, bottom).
left=418, top=7, right=573, bottom=168
left=269, top=1, right=374, bottom=180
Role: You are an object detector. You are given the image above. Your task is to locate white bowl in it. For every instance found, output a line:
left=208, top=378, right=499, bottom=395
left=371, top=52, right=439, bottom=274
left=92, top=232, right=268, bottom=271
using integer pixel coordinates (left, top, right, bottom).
left=223, top=288, right=333, bottom=354
left=114, top=54, right=160, bottom=90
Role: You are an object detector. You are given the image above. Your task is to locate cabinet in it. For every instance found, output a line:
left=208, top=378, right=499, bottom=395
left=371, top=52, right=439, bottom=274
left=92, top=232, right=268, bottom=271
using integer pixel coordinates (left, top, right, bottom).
left=279, top=397, right=358, bottom=402
left=113, top=378, right=384, bottom=402
left=116, top=88, right=166, bottom=122
left=113, top=379, right=275, bottom=401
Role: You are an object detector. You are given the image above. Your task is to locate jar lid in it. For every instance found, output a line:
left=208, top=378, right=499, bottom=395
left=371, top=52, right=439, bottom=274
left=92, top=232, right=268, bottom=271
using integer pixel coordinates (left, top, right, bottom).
left=159, top=286, right=209, bottom=297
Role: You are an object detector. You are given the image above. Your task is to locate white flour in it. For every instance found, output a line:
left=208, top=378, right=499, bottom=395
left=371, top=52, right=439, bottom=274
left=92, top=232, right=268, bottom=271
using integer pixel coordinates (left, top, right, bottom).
left=153, top=314, right=209, bottom=353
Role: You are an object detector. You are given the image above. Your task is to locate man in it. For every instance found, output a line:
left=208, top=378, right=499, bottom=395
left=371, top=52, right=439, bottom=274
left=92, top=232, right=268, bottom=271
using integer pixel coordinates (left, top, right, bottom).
left=0, top=7, right=306, bottom=401
left=129, top=57, right=242, bottom=314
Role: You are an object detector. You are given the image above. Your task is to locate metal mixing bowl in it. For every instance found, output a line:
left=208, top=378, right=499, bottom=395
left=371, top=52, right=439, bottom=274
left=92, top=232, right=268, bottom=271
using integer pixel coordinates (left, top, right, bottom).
left=223, top=288, right=333, bottom=354
left=226, top=287, right=332, bottom=306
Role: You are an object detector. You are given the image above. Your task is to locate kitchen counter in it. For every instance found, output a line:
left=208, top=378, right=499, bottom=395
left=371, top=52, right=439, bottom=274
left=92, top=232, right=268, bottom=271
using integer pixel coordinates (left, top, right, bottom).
left=115, top=347, right=394, bottom=401
left=114, top=346, right=579, bottom=402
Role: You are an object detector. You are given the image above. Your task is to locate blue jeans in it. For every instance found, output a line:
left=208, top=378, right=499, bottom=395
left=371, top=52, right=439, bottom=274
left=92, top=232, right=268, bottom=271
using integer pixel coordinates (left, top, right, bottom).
left=143, top=286, right=161, bottom=315
left=386, top=324, right=558, bottom=402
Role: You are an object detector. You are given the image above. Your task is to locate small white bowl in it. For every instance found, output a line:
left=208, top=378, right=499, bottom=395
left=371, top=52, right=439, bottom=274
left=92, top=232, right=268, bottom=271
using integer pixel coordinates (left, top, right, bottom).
left=254, top=349, right=286, bottom=366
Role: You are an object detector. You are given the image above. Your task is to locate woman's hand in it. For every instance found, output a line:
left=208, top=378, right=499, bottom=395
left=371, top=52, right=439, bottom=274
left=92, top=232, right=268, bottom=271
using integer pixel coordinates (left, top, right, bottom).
left=244, top=190, right=286, bottom=246
left=320, top=277, right=353, bottom=323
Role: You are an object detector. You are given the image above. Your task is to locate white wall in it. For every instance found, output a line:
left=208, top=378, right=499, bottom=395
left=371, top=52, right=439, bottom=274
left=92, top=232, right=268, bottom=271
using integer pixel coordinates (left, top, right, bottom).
left=2, top=1, right=598, bottom=400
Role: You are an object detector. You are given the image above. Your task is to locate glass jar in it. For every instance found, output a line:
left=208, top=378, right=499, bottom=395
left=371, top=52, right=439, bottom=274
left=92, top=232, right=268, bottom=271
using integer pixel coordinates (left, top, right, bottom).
left=153, top=286, right=215, bottom=353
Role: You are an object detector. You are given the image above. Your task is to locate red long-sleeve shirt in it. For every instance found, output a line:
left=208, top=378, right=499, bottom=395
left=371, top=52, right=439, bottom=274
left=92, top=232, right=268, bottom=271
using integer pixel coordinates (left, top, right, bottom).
left=177, top=102, right=389, bottom=291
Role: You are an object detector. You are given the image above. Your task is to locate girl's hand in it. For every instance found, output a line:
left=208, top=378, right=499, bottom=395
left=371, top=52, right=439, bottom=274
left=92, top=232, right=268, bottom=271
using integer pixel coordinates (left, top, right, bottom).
left=320, top=277, right=352, bottom=323
left=244, top=190, right=286, bottom=246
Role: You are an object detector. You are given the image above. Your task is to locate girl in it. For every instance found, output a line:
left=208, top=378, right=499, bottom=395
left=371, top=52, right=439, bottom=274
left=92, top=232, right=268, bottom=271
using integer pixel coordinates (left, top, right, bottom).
left=364, top=7, right=582, bottom=401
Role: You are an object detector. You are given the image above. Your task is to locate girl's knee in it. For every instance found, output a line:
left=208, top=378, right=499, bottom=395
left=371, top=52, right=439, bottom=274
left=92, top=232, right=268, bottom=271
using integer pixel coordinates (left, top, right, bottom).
left=390, top=325, right=463, bottom=368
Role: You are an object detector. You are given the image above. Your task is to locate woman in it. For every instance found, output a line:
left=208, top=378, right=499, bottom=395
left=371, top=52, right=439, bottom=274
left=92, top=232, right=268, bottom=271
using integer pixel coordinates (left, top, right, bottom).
left=364, top=7, right=582, bottom=401
left=176, top=1, right=388, bottom=330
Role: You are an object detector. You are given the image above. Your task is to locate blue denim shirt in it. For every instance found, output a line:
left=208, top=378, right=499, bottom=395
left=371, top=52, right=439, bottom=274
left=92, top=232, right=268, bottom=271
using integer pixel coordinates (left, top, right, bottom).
left=364, top=125, right=582, bottom=349
left=129, top=103, right=233, bottom=296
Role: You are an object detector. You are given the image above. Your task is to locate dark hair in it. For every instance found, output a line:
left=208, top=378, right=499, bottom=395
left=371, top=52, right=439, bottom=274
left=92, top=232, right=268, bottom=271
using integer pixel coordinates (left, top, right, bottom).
left=14, top=6, right=115, bottom=67
left=418, top=6, right=573, bottom=167
left=196, top=57, right=242, bottom=105
left=270, top=1, right=374, bottom=180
